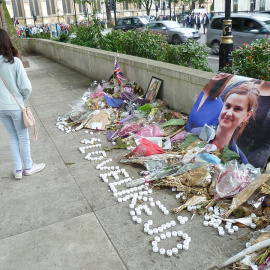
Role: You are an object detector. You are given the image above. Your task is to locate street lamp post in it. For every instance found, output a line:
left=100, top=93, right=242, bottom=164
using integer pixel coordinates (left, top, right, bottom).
left=219, top=0, right=233, bottom=71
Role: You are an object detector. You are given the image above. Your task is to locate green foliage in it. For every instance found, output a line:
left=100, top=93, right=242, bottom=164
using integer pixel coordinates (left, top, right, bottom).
left=70, top=24, right=100, bottom=47
left=159, top=40, right=212, bottom=71
left=29, top=32, right=51, bottom=39
left=101, top=30, right=168, bottom=60
left=32, top=23, right=212, bottom=72
left=70, top=11, right=103, bottom=48
left=58, top=32, right=69, bottom=42
left=101, top=29, right=212, bottom=72
left=221, top=37, right=270, bottom=81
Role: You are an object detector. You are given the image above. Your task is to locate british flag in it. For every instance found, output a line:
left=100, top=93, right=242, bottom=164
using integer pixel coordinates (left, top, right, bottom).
left=114, top=58, right=126, bottom=85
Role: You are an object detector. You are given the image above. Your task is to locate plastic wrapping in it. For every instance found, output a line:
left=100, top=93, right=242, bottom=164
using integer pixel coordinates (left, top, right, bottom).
left=89, top=96, right=107, bottom=111
left=135, top=124, right=164, bottom=137
left=170, top=131, right=187, bottom=142
left=90, top=83, right=104, bottom=99
left=119, top=86, right=136, bottom=101
left=126, top=165, right=181, bottom=188
left=129, top=138, right=164, bottom=157
left=224, top=173, right=270, bottom=218
left=214, top=160, right=261, bottom=201
left=116, top=123, right=143, bottom=138
left=122, top=100, right=145, bottom=114
left=197, top=153, right=221, bottom=165
left=88, top=81, right=98, bottom=92
left=247, top=194, right=266, bottom=209
left=68, top=98, right=90, bottom=122
left=147, top=108, right=158, bottom=123
left=181, top=146, right=205, bottom=164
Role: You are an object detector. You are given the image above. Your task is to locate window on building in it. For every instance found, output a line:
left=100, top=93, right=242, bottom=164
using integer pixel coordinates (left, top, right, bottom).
left=51, top=0, right=56, bottom=14
left=125, top=1, right=129, bottom=10
left=79, top=3, right=87, bottom=13
left=11, top=0, right=18, bottom=17
left=29, top=0, right=40, bottom=16
left=11, top=0, right=23, bottom=17
left=62, top=0, right=72, bottom=14
left=29, top=0, right=34, bottom=16
left=34, top=0, right=40, bottom=15
left=233, top=0, right=238, bottom=12
left=260, top=0, right=266, bottom=11
left=46, top=0, right=57, bottom=15
left=46, top=0, right=51, bottom=15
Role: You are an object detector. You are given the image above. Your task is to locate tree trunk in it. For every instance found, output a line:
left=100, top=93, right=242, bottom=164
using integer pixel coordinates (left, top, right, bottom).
left=146, top=0, right=152, bottom=15
left=105, top=2, right=113, bottom=27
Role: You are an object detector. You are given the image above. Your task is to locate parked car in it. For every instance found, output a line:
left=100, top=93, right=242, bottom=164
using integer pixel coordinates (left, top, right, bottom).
left=143, top=21, right=200, bottom=44
left=206, top=13, right=270, bottom=54
left=113, top=16, right=148, bottom=31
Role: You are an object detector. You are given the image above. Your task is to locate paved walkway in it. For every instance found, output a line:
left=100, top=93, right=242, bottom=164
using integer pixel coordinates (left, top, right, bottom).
left=0, top=55, right=252, bottom=270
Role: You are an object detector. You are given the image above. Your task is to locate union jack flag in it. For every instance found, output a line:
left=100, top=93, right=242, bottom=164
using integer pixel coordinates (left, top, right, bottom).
left=114, top=58, right=126, bottom=85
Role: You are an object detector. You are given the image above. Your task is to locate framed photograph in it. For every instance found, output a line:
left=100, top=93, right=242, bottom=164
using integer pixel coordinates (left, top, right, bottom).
left=145, top=76, right=163, bottom=101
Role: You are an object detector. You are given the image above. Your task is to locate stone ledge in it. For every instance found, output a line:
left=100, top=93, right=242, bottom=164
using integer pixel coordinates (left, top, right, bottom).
left=21, top=38, right=215, bottom=114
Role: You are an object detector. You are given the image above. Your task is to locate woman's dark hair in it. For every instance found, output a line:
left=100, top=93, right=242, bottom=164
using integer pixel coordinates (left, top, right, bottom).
left=209, top=74, right=234, bottom=100
left=0, top=29, right=19, bottom=63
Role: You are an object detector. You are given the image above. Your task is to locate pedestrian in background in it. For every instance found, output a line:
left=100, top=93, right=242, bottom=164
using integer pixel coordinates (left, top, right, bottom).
left=203, top=13, right=209, bottom=34
left=195, top=13, right=201, bottom=30
left=186, top=13, right=192, bottom=28
left=191, top=14, right=195, bottom=28
left=0, top=29, right=45, bottom=179
left=16, top=27, right=21, bottom=39
left=25, top=26, right=30, bottom=38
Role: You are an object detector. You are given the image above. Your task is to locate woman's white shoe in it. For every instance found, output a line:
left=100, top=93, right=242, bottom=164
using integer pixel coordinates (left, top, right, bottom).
left=25, top=163, right=45, bottom=176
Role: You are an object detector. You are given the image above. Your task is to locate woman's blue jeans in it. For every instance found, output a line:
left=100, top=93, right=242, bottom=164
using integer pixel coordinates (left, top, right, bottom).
left=0, top=110, right=32, bottom=171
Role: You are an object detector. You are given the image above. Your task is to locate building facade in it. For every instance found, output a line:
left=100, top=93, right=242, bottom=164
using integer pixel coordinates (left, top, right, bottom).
left=214, top=0, right=270, bottom=13
left=5, top=0, right=213, bottom=26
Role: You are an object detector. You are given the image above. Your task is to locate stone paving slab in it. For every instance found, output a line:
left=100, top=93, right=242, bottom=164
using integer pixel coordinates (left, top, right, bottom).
left=0, top=214, right=126, bottom=270
left=0, top=55, right=254, bottom=270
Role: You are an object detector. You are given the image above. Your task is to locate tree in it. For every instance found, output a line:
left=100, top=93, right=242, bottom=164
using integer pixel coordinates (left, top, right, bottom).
left=0, top=0, right=23, bottom=52
left=181, top=0, right=205, bottom=11
left=118, top=0, right=153, bottom=15
left=75, top=0, right=113, bottom=26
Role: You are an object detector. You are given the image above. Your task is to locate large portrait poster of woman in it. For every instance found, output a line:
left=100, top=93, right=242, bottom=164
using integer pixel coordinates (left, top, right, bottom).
left=185, top=73, right=270, bottom=168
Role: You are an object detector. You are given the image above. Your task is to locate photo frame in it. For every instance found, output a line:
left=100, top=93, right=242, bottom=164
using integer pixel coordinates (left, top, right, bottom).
left=145, top=76, right=163, bottom=101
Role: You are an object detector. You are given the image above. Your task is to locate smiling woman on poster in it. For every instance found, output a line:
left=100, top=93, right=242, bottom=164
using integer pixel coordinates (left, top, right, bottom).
left=192, top=81, right=260, bottom=164
left=229, top=80, right=270, bottom=168
left=185, top=73, right=234, bottom=132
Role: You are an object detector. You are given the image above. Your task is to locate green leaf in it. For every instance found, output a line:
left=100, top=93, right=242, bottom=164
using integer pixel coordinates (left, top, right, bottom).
left=160, top=118, right=185, bottom=127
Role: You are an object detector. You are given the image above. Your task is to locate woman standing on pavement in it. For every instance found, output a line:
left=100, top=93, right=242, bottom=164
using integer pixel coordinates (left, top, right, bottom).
left=0, top=29, right=45, bottom=179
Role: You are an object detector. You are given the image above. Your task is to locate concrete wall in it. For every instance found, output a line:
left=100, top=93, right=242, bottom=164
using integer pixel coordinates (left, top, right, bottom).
left=21, top=39, right=215, bottom=114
